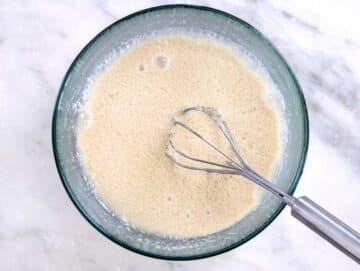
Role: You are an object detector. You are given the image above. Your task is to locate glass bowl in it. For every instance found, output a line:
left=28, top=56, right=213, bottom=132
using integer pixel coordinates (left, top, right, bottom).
left=52, top=5, right=309, bottom=260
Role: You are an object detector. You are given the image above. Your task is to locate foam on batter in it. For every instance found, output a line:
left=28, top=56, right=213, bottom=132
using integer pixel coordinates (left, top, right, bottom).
left=77, top=34, right=283, bottom=237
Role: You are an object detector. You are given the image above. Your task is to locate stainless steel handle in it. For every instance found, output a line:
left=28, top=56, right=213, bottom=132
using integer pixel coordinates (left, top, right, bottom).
left=291, top=196, right=360, bottom=263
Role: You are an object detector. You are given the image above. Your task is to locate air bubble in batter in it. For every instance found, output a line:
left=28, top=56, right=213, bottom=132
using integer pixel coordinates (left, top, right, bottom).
left=153, top=54, right=170, bottom=69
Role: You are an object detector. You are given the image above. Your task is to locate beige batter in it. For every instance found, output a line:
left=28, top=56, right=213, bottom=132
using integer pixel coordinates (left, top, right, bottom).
left=77, top=34, right=281, bottom=237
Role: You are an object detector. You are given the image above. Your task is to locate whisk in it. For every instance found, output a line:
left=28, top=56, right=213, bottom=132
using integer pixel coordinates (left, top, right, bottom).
left=166, top=106, right=360, bottom=263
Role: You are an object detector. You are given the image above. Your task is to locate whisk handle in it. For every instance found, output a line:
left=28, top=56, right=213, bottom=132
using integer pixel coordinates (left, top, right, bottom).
left=291, top=196, right=360, bottom=263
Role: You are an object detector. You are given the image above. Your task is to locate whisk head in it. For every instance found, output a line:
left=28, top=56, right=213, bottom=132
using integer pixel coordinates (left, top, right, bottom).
left=165, top=106, right=248, bottom=175
left=165, top=106, right=296, bottom=206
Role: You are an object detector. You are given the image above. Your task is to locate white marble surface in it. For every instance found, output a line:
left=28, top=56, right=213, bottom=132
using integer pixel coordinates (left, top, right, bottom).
left=0, top=0, right=359, bottom=270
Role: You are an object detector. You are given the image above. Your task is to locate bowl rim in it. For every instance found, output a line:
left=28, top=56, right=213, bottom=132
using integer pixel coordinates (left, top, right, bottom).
left=52, top=4, right=309, bottom=260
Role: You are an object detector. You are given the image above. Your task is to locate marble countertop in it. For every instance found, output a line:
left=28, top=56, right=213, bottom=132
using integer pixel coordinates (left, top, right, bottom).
left=1, top=0, right=359, bottom=270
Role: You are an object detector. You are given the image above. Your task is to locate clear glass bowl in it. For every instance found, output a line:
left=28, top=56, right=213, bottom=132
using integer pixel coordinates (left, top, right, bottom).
left=52, top=5, right=309, bottom=260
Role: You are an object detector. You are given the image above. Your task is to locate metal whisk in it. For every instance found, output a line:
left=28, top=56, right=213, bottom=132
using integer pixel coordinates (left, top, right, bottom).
left=166, top=106, right=360, bottom=263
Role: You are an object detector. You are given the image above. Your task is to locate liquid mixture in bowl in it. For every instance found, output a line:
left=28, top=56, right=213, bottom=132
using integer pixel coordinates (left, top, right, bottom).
left=77, top=34, right=283, bottom=237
